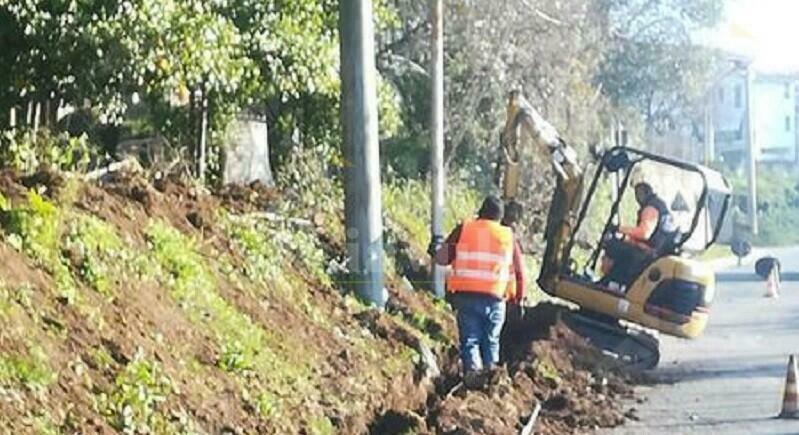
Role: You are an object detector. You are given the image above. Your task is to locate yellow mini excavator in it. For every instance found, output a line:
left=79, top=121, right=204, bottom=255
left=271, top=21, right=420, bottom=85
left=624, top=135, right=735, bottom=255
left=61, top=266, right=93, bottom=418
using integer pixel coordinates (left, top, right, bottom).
left=497, top=91, right=732, bottom=369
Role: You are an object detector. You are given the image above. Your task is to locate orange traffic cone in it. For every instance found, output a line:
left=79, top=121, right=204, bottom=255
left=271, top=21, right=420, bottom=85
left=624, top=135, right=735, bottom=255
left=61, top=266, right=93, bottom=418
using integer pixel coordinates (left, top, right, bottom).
left=779, top=355, right=799, bottom=419
left=764, top=267, right=780, bottom=298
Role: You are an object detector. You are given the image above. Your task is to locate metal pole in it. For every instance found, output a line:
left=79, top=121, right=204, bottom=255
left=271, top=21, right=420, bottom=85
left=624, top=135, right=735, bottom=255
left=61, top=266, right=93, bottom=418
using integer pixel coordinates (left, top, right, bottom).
left=198, top=86, right=208, bottom=181
left=339, top=0, right=386, bottom=307
left=430, top=0, right=446, bottom=298
left=745, top=64, right=758, bottom=235
left=704, top=94, right=715, bottom=165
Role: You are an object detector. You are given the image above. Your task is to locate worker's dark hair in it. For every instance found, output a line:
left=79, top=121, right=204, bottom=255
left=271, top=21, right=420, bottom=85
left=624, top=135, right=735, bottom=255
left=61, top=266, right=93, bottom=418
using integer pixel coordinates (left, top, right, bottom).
left=502, top=201, right=523, bottom=227
left=634, top=182, right=653, bottom=196
left=477, top=195, right=504, bottom=221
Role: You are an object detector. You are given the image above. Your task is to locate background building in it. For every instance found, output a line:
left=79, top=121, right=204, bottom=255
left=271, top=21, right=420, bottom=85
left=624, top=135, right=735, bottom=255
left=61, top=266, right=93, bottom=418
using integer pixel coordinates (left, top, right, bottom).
left=711, top=69, right=798, bottom=164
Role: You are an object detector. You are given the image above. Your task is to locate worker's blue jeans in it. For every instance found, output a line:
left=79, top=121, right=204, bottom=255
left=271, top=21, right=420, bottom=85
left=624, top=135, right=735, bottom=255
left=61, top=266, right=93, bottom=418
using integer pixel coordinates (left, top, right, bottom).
left=451, top=292, right=506, bottom=372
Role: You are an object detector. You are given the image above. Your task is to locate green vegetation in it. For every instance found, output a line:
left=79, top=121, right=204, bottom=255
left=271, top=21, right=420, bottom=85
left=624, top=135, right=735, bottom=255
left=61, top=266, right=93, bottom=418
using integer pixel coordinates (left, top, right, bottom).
left=30, top=414, right=61, bottom=435
left=99, top=355, right=174, bottom=433
left=0, top=0, right=401, bottom=179
left=756, top=211, right=799, bottom=246
left=0, top=129, right=93, bottom=174
left=698, top=244, right=731, bottom=261
left=275, top=147, right=345, bottom=231
left=0, top=345, right=55, bottom=389
left=254, top=391, right=280, bottom=419
left=148, top=221, right=291, bottom=372
left=220, top=212, right=330, bottom=327
left=383, top=178, right=481, bottom=248
left=726, top=167, right=799, bottom=246
left=145, top=220, right=316, bottom=417
left=0, top=191, right=140, bottom=304
left=10, top=283, right=35, bottom=314
left=533, top=355, right=561, bottom=384
left=0, top=0, right=725, bottom=186
left=0, top=281, right=12, bottom=318
left=308, top=416, right=336, bottom=435
left=64, top=215, right=129, bottom=297
left=88, top=346, right=116, bottom=372
left=0, top=0, right=733, bottom=431
left=222, top=212, right=331, bottom=289
left=0, top=191, right=76, bottom=302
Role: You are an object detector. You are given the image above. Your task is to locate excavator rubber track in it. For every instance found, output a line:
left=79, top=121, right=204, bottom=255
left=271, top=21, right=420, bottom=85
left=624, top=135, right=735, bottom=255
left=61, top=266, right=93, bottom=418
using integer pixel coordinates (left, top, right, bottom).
left=562, top=310, right=660, bottom=371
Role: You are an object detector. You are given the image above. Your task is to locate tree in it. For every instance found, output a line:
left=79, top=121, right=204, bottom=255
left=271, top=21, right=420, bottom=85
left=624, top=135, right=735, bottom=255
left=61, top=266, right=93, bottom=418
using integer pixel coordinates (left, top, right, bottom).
left=0, top=0, right=255, bottom=155
left=596, top=0, right=724, bottom=132
left=0, top=0, right=359, bottom=179
left=215, top=0, right=340, bottom=153
left=0, top=0, right=725, bottom=188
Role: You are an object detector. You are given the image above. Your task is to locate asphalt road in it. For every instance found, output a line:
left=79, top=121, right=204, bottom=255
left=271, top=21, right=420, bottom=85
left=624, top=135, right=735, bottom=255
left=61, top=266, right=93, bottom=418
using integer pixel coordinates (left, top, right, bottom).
left=604, top=247, right=799, bottom=435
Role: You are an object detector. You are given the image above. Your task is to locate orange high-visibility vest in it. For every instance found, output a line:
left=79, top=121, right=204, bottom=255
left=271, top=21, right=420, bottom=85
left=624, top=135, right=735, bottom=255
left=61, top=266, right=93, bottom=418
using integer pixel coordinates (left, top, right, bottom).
left=447, top=219, right=514, bottom=299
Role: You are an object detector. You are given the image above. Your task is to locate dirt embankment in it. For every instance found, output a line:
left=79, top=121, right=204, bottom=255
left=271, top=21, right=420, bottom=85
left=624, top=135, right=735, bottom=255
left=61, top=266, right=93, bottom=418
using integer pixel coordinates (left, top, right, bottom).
left=0, top=169, right=638, bottom=434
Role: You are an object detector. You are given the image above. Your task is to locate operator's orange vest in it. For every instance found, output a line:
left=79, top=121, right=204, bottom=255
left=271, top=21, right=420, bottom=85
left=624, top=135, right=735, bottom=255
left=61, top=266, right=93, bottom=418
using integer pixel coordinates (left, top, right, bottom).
left=447, top=219, right=514, bottom=299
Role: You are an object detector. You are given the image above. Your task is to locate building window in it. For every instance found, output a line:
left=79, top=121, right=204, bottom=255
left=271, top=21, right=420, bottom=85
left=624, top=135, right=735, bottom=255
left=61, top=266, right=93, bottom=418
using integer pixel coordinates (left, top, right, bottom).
left=786, top=116, right=792, bottom=132
left=718, top=87, right=724, bottom=103
left=734, top=85, right=742, bottom=108
left=786, top=83, right=791, bottom=99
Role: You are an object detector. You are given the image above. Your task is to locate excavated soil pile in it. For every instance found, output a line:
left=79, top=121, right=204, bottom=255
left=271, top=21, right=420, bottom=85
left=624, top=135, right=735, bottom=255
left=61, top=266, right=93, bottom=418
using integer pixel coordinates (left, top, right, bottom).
left=371, top=303, right=637, bottom=434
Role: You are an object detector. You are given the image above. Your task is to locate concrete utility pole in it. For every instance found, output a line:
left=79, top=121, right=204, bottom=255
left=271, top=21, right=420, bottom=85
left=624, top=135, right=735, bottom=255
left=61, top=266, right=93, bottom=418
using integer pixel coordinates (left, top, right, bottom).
left=430, top=0, right=446, bottom=298
left=744, top=64, right=758, bottom=235
left=339, top=0, right=386, bottom=307
left=703, top=95, right=715, bottom=165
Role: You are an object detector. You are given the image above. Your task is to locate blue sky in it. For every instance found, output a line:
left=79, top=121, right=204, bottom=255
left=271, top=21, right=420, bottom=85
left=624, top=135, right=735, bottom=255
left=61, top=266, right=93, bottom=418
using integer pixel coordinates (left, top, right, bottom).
left=703, top=0, right=799, bottom=72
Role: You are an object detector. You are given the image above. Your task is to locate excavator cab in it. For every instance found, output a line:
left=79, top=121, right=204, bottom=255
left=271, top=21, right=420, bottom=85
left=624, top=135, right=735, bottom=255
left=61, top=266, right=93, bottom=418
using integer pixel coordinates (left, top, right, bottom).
left=569, top=147, right=731, bottom=282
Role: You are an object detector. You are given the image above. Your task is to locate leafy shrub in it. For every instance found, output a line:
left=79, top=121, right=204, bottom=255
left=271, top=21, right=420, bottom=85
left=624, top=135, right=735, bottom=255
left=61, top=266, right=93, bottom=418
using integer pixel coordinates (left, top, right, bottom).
left=0, top=128, right=95, bottom=174
left=276, top=147, right=344, bottom=219
left=100, top=355, right=173, bottom=434
left=0, top=191, right=76, bottom=302
left=225, top=213, right=331, bottom=289
left=754, top=208, right=799, bottom=246
left=725, top=167, right=799, bottom=246
left=383, top=178, right=481, bottom=248
left=63, top=215, right=128, bottom=297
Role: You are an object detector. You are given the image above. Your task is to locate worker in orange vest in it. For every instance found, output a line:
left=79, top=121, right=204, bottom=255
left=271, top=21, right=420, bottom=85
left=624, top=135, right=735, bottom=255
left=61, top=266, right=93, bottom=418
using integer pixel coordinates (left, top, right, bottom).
left=432, top=196, right=525, bottom=376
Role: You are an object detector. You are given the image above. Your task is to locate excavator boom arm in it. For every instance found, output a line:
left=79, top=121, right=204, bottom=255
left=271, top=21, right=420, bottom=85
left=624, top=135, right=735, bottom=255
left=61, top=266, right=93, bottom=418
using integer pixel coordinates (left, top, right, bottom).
left=497, top=91, right=584, bottom=293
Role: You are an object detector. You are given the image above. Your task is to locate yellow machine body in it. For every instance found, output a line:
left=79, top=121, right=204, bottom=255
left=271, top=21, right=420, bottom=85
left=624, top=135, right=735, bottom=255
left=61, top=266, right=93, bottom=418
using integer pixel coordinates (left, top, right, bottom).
left=554, top=256, right=715, bottom=339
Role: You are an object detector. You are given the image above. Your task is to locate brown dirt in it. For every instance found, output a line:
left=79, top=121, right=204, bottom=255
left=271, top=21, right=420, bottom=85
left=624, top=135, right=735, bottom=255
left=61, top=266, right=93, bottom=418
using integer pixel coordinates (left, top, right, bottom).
left=371, top=303, right=637, bottom=435
left=0, top=169, right=638, bottom=434
left=215, top=179, right=280, bottom=213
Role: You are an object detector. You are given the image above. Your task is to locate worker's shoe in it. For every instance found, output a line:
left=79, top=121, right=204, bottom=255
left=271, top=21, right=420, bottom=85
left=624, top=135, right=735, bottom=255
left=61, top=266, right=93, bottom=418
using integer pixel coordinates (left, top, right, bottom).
left=463, top=370, right=484, bottom=390
left=463, top=365, right=505, bottom=390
